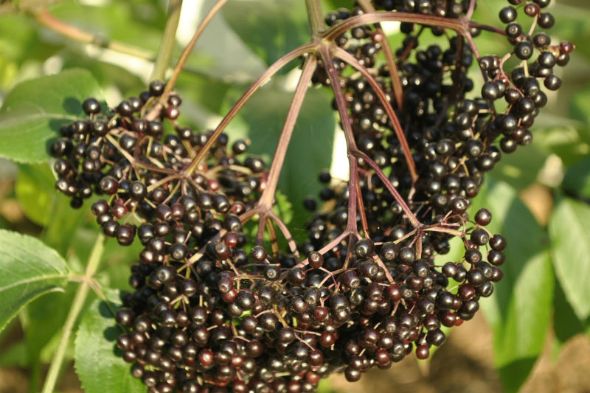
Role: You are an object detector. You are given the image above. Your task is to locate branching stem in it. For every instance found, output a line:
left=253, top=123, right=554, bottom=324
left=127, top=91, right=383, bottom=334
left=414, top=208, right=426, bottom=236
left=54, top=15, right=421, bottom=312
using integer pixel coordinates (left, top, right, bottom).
left=184, top=43, right=317, bottom=175
left=258, top=56, right=317, bottom=209
left=357, top=0, right=404, bottom=109
left=318, top=44, right=362, bottom=234
left=305, top=0, right=325, bottom=36
left=333, top=46, right=417, bottom=182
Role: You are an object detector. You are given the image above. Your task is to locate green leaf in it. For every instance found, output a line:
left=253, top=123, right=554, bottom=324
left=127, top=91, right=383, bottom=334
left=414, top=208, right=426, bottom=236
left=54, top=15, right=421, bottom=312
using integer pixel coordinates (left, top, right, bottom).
left=0, top=69, right=102, bottom=163
left=571, top=87, right=590, bottom=143
left=475, top=181, right=553, bottom=393
left=75, top=290, right=146, bottom=393
left=223, top=1, right=308, bottom=66
left=0, top=229, right=70, bottom=333
left=274, top=190, right=294, bottom=226
left=233, top=80, right=336, bottom=233
left=553, top=279, right=590, bottom=348
left=550, top=197, right=590, bottom=320
left=22, top=286, right=76, bottom=367
left=185, top=1, right=266, bottom=83
left=562, top=158, right=590, bottom=200
left=15, top=164, right=55, bottom=226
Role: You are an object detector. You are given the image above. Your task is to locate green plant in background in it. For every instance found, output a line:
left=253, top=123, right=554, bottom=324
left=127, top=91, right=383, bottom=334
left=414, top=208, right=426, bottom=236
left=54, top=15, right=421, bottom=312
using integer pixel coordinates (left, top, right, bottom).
left=0, top=1, right=587, bottom=393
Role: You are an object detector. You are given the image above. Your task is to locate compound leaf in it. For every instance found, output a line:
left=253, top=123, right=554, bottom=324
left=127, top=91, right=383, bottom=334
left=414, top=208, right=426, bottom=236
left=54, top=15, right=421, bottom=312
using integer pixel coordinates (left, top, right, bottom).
left=74, top=290, right=146, bottom=393
left=0, top=69, right=102, bottom=163
left=0, top=230, right=70, bottom=333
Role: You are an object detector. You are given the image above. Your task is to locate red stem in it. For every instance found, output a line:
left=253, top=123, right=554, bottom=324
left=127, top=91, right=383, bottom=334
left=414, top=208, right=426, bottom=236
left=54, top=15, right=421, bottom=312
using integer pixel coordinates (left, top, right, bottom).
left=318, top=44, right=362, bottom=234
left=352, top=149, right=420, bottom=228
left=357, top=0, right=404, bottom=109
left=184, top=43, right=318, bottom=175
left=322, top=11, right=480, bottom=59
left=333, top=46, right=418, bottom=182
left=258, top=56, right=318, bottom=209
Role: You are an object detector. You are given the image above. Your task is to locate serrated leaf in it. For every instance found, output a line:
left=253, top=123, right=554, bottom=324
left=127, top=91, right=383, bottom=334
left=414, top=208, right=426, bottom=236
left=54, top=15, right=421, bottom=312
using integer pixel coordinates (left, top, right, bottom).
left=0, top=69, right=102, bottom=163
left=550, top=197, right=590, bottom=320
left=474, top=181, right=553, bottom=393
left=75, top=290, right=146, bottom=393
left=0, top=229, right=70, bottom=332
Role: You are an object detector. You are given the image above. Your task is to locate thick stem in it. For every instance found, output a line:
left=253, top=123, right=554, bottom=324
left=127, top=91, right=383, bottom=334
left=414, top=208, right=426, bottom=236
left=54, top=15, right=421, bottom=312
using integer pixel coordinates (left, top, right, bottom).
left=184, top=43, right=317, bottom=175
left=333, top=46, right=417, bottom=182
left=41, top=235, right=105, bottom=393
left=466, top=0, right=477, bottom=19
left=258, top=56, right=317, bottom=209
left=151, top=0, right=183, bottom=81
left=305, top=0, right=325, bottom=36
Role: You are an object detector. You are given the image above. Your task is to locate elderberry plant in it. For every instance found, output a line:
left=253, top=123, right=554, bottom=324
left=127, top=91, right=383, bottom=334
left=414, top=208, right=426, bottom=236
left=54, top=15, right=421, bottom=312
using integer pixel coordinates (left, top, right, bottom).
left=0, top=1, right=583, bottom=393
left=42, top=0, right=573, bottom=392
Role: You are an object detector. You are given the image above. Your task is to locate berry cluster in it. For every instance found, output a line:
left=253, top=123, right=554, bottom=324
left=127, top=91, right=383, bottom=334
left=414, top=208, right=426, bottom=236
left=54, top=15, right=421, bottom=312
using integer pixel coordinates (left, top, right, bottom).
left=49, top=0, right=571, bottom=392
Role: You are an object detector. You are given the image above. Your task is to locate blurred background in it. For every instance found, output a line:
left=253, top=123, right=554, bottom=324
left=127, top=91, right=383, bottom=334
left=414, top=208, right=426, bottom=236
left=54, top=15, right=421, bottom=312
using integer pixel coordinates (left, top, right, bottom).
left=0, top=0, right=589, bottom=392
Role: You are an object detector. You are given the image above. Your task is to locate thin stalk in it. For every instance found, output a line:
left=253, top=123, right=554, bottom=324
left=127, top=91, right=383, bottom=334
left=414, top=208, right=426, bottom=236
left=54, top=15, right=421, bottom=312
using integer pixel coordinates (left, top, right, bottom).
left=151, top=0, right=183, bottom=81
left=41, top=235, right=105, bottom=393
left=258, top=56, right=317, bottom=209
left=184, top=43, right=317, bottom=175
left=357, top=0, right=404, bottom=109
left=268, top=211, right=299, bottom=256
left=305, top=0, right=325, bottom=36
left=322, top=12, right=468, bottom=40
left=333, top=46, right=417, bottom=182
left=318, top=44, right=362, bottom=234
left=32, top=10, right=152, bottom=59
left=296, top=231, right=351, bottom=268
left=30, top=9, right=220, bottom=80
left=353, top=149, right=420, bottom=228
left=149, top=0, right=228, bottom=119
left=322, top=11, right=481, bottom=60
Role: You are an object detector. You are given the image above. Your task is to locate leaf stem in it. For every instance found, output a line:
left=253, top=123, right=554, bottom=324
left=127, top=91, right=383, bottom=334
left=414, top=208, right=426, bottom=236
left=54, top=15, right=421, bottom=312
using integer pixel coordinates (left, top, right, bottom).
left=41, top=234, right=105, bottom=393
left=151, top=0, right=183, bottom=81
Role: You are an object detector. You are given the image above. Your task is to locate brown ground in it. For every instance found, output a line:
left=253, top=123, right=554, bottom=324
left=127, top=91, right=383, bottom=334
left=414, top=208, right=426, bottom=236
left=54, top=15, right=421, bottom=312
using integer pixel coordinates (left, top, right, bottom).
left=327, top=313, right=590, bottom=393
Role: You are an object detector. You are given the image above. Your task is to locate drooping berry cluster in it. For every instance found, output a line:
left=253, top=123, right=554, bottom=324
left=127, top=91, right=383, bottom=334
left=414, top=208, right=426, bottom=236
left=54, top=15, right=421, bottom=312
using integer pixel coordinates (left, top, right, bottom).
left=49, top=1, right=571, bottom=392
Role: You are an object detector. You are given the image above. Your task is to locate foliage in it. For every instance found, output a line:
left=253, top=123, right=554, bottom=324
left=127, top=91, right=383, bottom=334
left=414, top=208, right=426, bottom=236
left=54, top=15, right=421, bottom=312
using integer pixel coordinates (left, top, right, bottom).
left=0, top=0, right=588, bottom=392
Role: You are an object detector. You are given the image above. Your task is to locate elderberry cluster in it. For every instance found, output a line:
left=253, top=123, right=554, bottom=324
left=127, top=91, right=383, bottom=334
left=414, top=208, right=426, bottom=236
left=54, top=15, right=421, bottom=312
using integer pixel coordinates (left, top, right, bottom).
left=47, top=0, right=571, bottom=392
